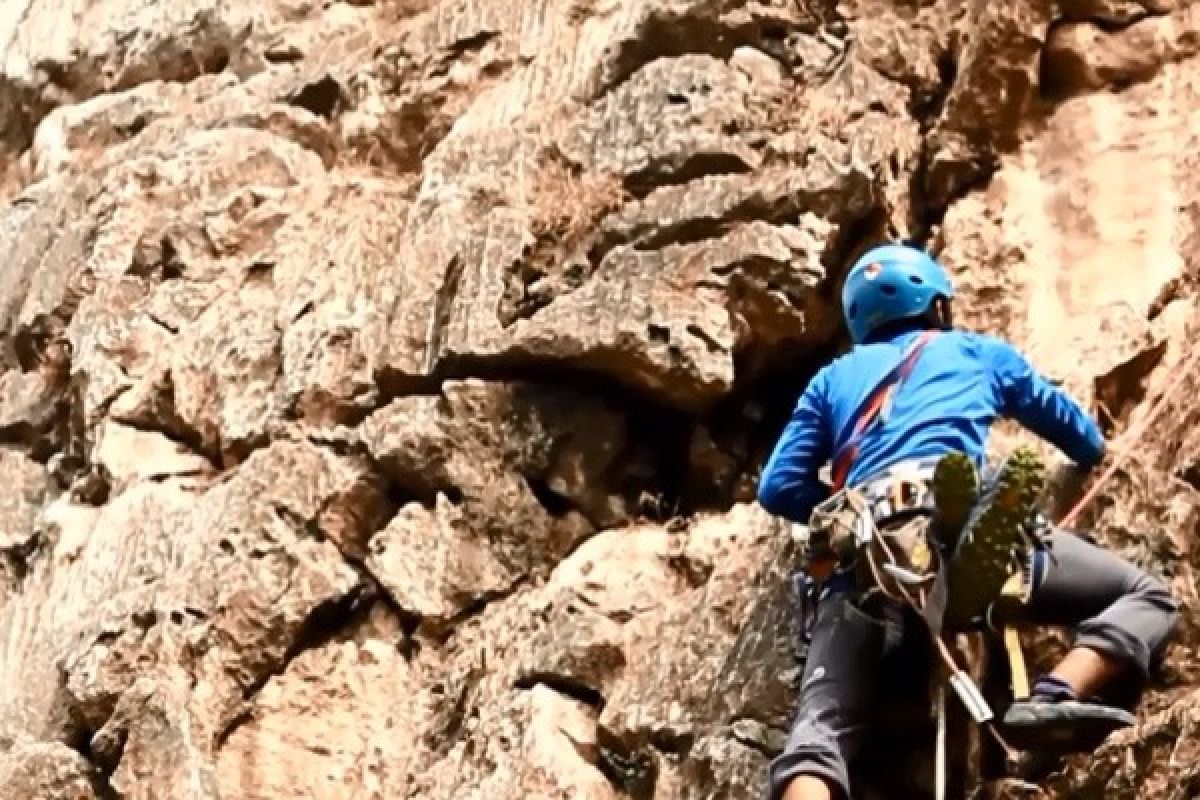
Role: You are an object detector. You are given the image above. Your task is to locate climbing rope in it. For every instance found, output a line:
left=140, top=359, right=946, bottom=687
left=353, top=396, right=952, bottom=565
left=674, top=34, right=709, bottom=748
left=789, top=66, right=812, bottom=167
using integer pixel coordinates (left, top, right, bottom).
left=860, top=514, right=1021, bottom=771
left=692, top=340, right=1200, bottom=798
left=1059, top=340, right=1200, bottom=529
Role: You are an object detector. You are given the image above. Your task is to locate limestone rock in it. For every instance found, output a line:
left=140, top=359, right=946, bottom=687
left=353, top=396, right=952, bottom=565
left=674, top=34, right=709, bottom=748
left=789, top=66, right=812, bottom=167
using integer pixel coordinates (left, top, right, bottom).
left=1056, top=688, right=1200, bottom=799
left=367, top=495, right=519, bottom=621
left=1044, top=3, right=1200, bottom=95
left=361, top=380, right=627, bottom=594
left=924, top=0, right=1054, bottom=207
left=0, top=0, right=1194, bottom=799
left=91, top=420, right=214, bottom=494
left=417, top=683, right=619, bottom=800
left=515, top=593, right=628, bottom=695
left=938, top=52, right=1200, bottom=389
left=97, top=668, right=222, bottom=800
left=0, top=738, right=103, bottom=800
left=0, top=448, right=49, bottom=549
left=215, top=610, right=416, bottom=799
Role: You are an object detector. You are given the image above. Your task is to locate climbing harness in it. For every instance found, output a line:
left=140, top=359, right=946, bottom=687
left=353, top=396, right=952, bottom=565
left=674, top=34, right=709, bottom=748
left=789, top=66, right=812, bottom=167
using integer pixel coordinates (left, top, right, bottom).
left=797, top=457, right=940, bottom=641
left=800, top=327, right=939, bottom=628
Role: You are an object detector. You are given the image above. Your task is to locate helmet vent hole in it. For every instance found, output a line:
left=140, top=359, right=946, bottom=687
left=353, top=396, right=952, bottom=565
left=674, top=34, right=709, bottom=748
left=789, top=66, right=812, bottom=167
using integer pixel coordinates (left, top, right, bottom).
left=909, top=275, right=925, bottom=284
left=847, top=302, right=858, bottom=318
left=879, top=284, right=897, bottom=296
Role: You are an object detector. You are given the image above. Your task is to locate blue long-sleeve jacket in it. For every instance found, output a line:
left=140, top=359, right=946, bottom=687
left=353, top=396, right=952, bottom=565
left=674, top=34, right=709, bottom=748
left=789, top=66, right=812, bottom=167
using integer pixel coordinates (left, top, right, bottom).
left=757, top=328, right=1106, bottom=523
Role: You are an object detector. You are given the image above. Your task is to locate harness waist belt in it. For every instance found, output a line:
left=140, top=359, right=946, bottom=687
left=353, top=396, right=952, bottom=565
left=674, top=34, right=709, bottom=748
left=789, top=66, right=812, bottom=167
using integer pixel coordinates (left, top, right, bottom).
left=855, top=457, right=945, bottom=522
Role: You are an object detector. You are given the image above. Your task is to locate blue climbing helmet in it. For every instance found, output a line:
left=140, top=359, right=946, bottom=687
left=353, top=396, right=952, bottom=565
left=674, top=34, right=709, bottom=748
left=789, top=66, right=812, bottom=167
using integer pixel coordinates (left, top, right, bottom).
left=841, top=243, right=955, bottom=343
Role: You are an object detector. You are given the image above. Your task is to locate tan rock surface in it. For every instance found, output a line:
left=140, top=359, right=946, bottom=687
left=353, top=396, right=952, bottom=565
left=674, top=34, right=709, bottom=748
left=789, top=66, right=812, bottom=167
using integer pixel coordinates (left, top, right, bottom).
left=0, top=0, right=1195, bottom=798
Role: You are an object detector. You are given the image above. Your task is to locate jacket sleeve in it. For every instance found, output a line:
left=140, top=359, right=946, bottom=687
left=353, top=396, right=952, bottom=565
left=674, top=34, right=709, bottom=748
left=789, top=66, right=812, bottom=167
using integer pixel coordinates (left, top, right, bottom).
left=986, top=337, right=1106, bottom=468
left=757, top=372, right=834, bottom=523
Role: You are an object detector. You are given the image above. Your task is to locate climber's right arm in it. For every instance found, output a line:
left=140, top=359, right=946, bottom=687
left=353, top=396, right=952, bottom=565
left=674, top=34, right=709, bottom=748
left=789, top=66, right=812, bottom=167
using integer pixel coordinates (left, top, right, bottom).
left=757, top=374, right=833, bottom=523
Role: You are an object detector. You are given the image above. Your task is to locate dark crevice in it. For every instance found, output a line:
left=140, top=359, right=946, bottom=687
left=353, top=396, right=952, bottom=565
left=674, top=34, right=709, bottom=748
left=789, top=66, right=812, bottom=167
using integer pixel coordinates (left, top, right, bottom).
left=62, top=690, right=121, bottom=798
left=425, top=255, right=466, bottom=375
left=443, top=30, right=500, bottom=58
left=1038, top=18, right=1083, bottom=103
left=429, top=354, right=702, bottom=516
left=287, top=75, right=345, bottom=120
left=597, top=732, right=659, bottom=800
left=242, top=260, right=275, bottom=289
left=279, top=582, right=379, bottom=667
left=145, top=312, right=179, bottom=335
left=1180, top=461, right=1200, bottom=495
left=824, top=206, right=891, bottom=283
left=1148, top=276, right=1186, bottom=320
left=1093, top=340, right=1169, bottom=437
left=218, top=431, right=274, bottom=471
left=624, top=153, right=755, bottom=199
left=118, top=111, right=147, bottom=136
left=368, top=455, right=463, bottom=511
left=367, top=368, right=445, bottom=414
left=0, top=529, right=46, bottom=590
left=93, top=772, right=119, bottom=800
left=0, top=400, right=63, bottom=456
left=395, top=606, right=423, bottom=660
left=129, top=236, right=184, bottom=283
left=522, top=474, right=574, bottom=517
left=513, top=675, right=605, bottom=709
left=202, top=46, right=232, bottom=76
left=910, top=135, right=998, bottom=245
left=650, top=728, right=695, bottom=757
left=630, top=215, right=739, bottom=252
left=263, top=48, right=304, bottom=65
left=687, top=333, right=840, bottom=514
left=1087, top=13, right=1151, bottom=33
left=234, top=581, right=379, bottom=718
left=381, top=477, right=426, bottom=514
left=216, top=584, right=388, bottom=750
left=418, top=578, right=528, bottom=641
left=911, top=48, right=959, bottom=130
left=214, top=705, right=254, bottom=750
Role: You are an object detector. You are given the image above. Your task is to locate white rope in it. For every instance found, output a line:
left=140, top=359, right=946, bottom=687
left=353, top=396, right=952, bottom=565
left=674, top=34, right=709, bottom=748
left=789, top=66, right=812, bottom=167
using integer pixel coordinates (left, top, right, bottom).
left=935, top=681, right=946, bottom=800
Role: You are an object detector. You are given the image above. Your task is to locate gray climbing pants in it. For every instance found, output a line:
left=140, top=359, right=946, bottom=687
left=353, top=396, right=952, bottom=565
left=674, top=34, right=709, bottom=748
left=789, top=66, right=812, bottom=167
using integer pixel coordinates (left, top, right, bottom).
left=767, top=528, right=1179, bottom=800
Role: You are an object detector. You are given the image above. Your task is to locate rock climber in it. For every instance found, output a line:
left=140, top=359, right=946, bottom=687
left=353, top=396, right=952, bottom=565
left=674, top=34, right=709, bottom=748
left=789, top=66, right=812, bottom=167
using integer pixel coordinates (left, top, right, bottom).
left=755, top=243, right=1179, bottom=800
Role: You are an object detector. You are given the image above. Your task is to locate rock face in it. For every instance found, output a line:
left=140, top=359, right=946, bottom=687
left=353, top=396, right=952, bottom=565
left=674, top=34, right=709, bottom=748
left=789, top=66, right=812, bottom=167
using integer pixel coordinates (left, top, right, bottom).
left=0, top=0, right=1195, bottom=798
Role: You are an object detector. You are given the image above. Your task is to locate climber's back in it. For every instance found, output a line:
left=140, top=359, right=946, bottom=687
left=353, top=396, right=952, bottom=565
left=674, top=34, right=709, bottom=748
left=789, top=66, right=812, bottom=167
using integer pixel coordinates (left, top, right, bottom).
left=816, top=325, right=1103, bottom=489
left=757, top=244, right=1105, bottom=523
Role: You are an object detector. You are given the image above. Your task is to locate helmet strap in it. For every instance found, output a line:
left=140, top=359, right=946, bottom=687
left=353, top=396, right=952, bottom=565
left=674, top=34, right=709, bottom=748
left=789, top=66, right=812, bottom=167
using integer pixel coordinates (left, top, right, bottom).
left=930, top=297, right=954, bottom=331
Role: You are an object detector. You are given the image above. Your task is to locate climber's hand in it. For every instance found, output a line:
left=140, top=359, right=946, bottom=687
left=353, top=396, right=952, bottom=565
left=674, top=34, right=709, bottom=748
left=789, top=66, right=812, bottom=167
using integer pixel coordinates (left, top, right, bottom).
left=1042, top=457, right=1093, bottom=523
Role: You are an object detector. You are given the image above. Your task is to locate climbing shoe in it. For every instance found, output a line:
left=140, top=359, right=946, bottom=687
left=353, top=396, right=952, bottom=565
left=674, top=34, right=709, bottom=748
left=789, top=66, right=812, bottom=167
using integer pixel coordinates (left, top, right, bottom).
left=1002, top=694, right=1135, bottom=753
left=945, top=447, right=1045, bottom=628
left=930, top=451, right=979, bottom=549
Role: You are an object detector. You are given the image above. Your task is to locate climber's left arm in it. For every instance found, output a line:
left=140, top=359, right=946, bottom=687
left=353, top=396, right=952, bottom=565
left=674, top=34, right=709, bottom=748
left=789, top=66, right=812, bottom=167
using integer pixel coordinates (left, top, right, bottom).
left=757, top=373, right=834, bottom=523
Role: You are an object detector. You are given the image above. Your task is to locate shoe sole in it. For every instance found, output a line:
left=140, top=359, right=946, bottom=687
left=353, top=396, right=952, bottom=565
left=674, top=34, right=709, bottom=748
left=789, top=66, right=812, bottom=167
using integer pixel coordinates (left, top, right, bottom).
left=931, top=451, right=978, bottom=544
left=1002, top=700, right=1136, bottom=753
left=946, top=447, right=1044, bottom=626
